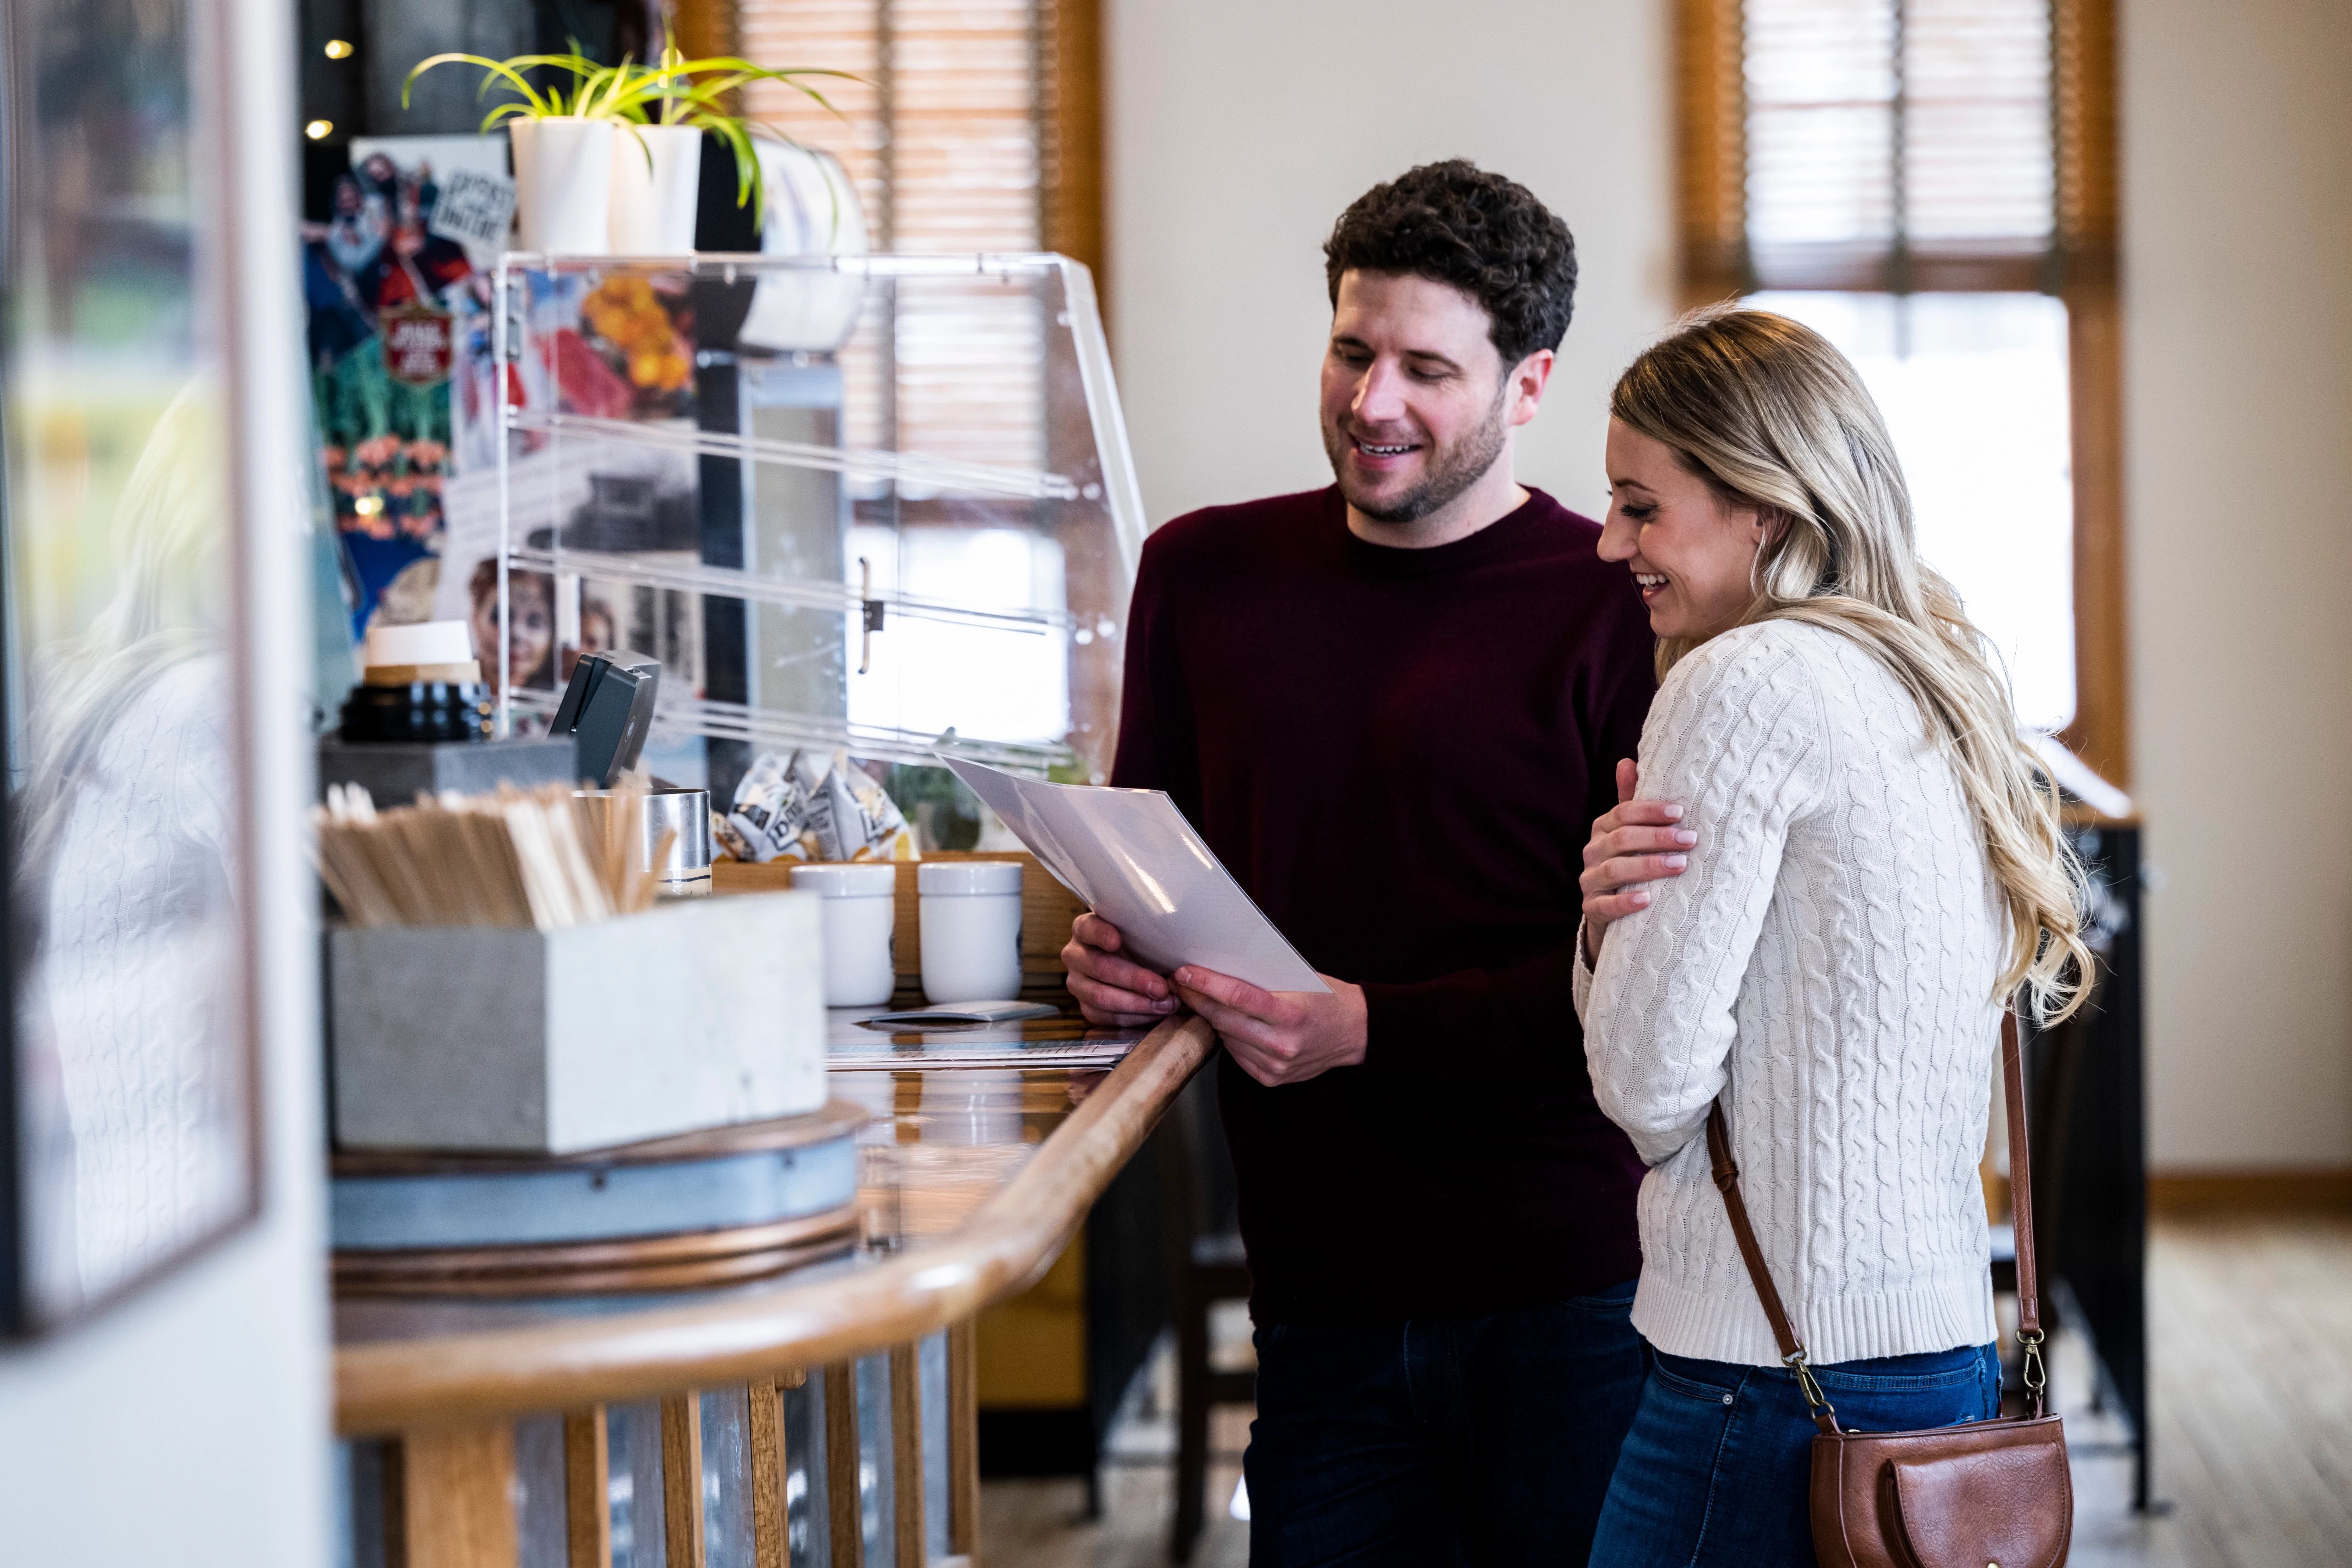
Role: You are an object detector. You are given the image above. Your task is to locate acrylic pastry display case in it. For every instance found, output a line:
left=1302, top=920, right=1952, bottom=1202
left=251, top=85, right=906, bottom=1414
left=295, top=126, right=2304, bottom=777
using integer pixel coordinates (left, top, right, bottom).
left=480, top=252, right=1144, bottom=789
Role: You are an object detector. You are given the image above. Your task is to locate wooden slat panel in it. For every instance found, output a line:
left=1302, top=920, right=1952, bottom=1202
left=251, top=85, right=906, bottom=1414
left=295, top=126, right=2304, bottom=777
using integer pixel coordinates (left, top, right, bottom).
left=749, top=1379, right=788, bottom=1568
left=563, top=1409, right=613, bottom=1568
left=825, top=1363, right=865, bottom=1567
left=396, top=1423, right=520, bottom=1568
left=947, top=1319, right=980, bottom=1558
left=662, top=1394, right=707, bottom=1568
left=888, top=1343, right=926, bottom=1568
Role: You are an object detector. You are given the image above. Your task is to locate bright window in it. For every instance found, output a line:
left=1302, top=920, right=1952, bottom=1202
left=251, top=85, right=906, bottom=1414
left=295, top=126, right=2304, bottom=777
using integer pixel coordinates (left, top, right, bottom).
left=1751, top=291, right=2075, bottom=731
left=848, top=525, right=1072, bottom=745
left=1674, top=0, right=2120, bottom=768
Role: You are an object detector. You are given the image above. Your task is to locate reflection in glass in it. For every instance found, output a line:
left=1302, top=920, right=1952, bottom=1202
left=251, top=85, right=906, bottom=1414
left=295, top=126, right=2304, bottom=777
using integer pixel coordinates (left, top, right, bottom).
left=3, top=0, right=252, bottom=1327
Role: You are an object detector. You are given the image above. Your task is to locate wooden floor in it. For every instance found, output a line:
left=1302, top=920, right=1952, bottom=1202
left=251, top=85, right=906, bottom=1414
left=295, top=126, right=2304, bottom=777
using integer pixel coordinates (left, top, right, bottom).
left=2068, top=1213, right=2352, bottom=1568
left=981, top=1216, right=2352, bottom=1568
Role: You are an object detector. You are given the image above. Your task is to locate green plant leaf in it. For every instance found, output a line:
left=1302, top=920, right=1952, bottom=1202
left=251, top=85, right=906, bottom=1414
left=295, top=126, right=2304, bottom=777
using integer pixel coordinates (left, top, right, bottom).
left=403, top=53, right=552, bottom=117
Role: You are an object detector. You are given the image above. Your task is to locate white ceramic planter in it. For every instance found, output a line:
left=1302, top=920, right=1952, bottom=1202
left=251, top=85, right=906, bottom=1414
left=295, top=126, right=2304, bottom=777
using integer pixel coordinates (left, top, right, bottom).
left=607, top=123, right=704, bottom=254
left=509, top=117, right=615, bottom=255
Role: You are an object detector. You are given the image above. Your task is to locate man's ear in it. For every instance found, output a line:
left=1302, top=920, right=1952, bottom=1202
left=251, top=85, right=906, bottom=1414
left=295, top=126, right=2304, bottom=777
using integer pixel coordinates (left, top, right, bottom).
left=1507, top=348, right=1556, bottom=425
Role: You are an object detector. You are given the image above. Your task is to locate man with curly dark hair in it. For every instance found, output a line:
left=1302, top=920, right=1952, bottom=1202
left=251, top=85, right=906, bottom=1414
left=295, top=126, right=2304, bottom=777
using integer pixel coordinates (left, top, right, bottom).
left=1064, top=160, right=1657, bottom=1563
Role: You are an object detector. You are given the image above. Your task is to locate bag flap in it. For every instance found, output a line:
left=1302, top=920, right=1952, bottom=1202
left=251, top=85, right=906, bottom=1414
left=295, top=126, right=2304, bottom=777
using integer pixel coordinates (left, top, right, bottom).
left=1886, top=1441, right=2071, bottom=1568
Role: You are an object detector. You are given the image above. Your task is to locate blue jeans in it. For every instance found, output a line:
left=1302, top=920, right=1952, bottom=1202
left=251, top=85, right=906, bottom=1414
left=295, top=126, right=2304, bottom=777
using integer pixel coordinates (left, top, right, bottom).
left=1244, top=1281, right=1645, bottom=1567
left=1589, top=1340, right=2003, bottom=1567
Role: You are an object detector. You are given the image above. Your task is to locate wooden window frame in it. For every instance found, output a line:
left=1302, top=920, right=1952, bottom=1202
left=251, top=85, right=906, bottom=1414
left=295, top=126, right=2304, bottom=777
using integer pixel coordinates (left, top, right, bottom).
left=1674, top=0, right=2128, bottom=787
left=1040, top=0, right=1107, bottom=306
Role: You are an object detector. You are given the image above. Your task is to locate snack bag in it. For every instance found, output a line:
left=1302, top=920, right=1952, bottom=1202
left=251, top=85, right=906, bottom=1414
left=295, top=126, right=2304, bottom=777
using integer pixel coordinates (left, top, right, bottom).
left=807, top=750, right=919, bottom=861
left=719, top=748, right=822, bottom=862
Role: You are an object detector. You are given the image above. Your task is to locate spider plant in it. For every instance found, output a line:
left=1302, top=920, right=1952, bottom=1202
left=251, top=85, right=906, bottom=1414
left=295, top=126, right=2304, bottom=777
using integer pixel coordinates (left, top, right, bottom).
left=405, top=43, right=857, bottom=221
left=619, top=43, right=858, bottom=217
left=403, top=49, right=643, bottom=126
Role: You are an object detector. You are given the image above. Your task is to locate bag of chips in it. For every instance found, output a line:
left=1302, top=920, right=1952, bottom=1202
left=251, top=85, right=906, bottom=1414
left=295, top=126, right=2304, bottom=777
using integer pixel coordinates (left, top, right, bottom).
left=716, top=748, right=917, bottom=863
left=807, top=749, right=918, bottom=861
left=716, top=748, right=824, bottom=863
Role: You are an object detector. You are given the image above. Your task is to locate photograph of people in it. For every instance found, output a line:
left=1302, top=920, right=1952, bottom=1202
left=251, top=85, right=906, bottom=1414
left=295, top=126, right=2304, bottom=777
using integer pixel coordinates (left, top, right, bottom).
left=1063, top=160, right=1659, bottom=1564
left=467, top=557, right=555, bottom=693
left=561, top=594, right=618, bottom=684
left=1571, top=307, right=2093, bottom=1566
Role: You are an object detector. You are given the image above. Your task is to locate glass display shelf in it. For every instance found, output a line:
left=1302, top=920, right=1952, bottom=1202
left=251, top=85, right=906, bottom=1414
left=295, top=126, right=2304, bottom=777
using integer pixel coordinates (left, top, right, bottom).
left=488, top=251, right=1144, bottom=781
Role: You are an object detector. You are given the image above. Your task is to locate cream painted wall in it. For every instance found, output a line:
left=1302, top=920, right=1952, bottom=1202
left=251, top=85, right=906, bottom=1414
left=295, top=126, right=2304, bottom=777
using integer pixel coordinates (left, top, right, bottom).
left=0, top=0, right=334, bottom=1558
left=2124, top=0, right=2352, bottom=1169
left=1107, top=0, right=2352, bottom=1170
left=1105, top=0, right=1676, bottom=530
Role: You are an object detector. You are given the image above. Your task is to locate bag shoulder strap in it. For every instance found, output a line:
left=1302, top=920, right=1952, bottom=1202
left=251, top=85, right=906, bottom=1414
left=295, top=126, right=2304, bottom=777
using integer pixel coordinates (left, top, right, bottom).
left=1707, top=1010, right=2046, bottom=1430
left=1995, top=1010, right=2050, bottom=1410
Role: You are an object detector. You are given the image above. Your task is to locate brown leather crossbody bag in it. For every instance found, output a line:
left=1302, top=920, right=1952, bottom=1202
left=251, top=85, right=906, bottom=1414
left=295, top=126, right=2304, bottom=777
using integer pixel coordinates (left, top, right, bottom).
left=1707, top=1012, right=2072, bottom=1568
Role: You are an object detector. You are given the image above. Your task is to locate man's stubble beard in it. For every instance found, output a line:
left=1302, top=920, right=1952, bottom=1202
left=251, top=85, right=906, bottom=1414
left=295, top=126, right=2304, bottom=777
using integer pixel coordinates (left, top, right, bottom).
left=1324, top=379, right=1512, bottom=527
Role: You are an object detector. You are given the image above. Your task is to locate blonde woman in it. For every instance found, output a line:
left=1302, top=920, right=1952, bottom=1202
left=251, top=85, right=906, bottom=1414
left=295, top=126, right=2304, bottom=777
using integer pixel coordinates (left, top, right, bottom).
left=1571, top=308, right=2090, bottom=1565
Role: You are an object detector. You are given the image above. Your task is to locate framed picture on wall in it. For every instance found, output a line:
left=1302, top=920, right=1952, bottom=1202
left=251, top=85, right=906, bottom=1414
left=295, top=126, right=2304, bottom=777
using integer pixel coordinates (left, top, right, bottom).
left=0, top=0, right=262, bottom=1334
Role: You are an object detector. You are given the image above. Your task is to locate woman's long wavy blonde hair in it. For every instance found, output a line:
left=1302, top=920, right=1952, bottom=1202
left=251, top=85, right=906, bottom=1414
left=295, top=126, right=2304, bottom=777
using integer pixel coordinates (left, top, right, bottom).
left=1613, top=306, right=2091, bottom=1022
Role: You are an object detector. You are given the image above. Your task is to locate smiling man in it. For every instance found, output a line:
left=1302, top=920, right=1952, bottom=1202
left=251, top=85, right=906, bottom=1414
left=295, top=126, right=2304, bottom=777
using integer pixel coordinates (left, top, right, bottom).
left=1063, top=162, right=1661, bottom=1564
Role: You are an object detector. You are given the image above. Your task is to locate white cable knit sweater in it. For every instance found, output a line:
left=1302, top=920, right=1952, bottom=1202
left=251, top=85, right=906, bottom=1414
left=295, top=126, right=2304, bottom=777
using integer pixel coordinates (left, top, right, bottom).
left=1573, top=619, right=2005, bottom=1368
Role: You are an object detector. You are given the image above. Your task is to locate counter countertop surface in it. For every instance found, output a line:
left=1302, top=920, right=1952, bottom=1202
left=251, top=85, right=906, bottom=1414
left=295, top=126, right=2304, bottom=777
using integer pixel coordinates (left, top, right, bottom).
left=329, top=1010, right=1212, bottom=1435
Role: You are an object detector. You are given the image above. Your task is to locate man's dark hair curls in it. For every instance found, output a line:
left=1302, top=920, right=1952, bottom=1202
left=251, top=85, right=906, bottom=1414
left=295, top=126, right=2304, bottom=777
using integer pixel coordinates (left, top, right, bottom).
left=1323, top=159, right=1578, bottom=368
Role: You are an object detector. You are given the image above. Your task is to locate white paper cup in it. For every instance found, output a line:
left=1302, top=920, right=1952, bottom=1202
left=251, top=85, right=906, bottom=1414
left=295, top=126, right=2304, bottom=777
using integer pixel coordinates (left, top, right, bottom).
left=917, top=860, right=1023, bottom=1004
left=792, top=862, right=898, bottom=1007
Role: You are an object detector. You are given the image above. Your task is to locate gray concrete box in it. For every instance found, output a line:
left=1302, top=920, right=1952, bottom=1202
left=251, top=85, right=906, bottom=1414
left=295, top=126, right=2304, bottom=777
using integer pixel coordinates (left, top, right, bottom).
left=329, top=892, right=826, bottom=1154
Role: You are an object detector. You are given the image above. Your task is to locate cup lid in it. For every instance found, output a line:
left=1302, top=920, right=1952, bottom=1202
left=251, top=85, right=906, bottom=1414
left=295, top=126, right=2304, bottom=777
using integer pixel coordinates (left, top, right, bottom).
left=917, top=860, right=1023, bottom=895
left=789, top=861, right=898, bottom=895
left=362, top=619, right=473, bottom=668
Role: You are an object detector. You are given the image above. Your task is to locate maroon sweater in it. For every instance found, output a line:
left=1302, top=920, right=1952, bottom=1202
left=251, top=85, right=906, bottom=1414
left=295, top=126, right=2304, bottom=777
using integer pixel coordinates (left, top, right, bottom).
left=1111, top=485, right=1657, bottom=1325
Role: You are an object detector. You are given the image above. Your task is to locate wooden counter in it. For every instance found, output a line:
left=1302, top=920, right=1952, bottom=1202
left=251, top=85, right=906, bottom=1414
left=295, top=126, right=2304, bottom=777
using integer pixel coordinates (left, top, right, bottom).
left=334, top=1013, right=1216, bottom=1567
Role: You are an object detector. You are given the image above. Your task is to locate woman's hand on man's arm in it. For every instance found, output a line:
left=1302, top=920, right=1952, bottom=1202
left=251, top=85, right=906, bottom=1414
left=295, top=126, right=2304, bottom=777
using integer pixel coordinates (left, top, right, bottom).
left=1580, top=758, right=1697, bottom=964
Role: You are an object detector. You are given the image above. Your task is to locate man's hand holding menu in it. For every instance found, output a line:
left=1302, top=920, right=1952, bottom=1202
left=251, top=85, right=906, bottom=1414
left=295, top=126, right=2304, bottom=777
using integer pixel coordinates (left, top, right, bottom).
left=1062, top=912, right=1368, bottom=1086
left=945, top=759, right=1356, bottom=1083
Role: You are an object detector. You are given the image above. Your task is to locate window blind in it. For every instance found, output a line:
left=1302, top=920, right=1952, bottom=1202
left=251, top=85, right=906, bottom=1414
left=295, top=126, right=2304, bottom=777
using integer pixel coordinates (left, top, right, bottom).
left=1743, top=0, right=2054, bottom=291
left=737, top=0, right=1050, bottom=470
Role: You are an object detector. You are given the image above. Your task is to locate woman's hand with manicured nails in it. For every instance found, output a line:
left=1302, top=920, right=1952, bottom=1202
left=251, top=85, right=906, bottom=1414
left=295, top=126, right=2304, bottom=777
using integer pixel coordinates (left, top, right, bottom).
left=1063, top=911, right=1182, bottom=1027
left=1580, top=758, right=1697, bottom=963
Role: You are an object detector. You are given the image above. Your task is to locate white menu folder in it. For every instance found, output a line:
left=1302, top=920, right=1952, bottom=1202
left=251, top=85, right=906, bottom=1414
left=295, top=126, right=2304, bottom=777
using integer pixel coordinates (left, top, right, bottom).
left=942, top=758, right=1330, bottom=994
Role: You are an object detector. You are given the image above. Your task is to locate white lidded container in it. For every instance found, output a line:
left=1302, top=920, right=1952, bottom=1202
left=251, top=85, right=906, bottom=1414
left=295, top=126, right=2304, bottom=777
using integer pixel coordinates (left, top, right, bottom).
left=607, top=122, right=704, bottom=253
left=918, top=860, right=1023, bottom=1004
left=509, top=117, right=615, bottom=255
left=791, top=862, right=898, bottom=1007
